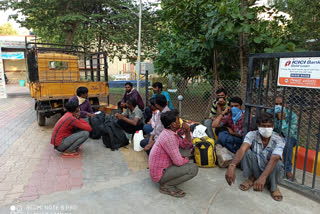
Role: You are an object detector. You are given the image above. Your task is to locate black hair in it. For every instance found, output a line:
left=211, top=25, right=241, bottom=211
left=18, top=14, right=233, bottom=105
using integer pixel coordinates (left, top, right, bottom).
left=161, top=109, right=179, bottom=129
left=150, top=97, right=156, bottom=107
left=65, top=101, right=79, bottom=113
left=125, top=82, right=133, bottom=87
left=76, top=87, right=88, bottom=96
left=155, top=94, right=167, bottom=108
left=256, top=112, right=274, bottom=125
left=126, top=97, right=137, bottom=107
left=152, top=82, right=163, bottom=90
left=216, top=88, right=227, bottom=95
left=229, top=96, right=243, bottom=106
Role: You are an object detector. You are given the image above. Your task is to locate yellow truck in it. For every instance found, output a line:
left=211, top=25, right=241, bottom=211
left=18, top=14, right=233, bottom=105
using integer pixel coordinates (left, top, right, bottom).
left=26, top=43, right=109, bottom=126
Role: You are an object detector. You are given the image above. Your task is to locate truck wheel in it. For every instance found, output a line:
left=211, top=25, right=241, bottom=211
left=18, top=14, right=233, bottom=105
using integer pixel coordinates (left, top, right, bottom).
left=37, top=110, right=46, bottom=126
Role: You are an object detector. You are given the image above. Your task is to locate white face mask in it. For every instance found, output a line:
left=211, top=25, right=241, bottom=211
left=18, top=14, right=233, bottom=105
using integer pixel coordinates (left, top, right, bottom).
left=258, top=127, right=273, bottom=138
left=77, top=96, right=86, bottom=105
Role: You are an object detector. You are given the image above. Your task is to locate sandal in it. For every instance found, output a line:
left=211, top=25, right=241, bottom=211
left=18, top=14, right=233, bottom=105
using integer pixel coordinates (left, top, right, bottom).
left=62, top=152, right=80, bottom=158
left=159, top=186, right=185, bottom=198
left=239, top=178, right=254, bottom=191
left=271, top=188, right=283, bottom=201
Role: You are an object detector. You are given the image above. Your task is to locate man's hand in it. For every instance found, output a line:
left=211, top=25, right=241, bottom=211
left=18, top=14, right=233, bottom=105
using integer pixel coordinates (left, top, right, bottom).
left=253, top=176, right=266, bottom=192
left=225, top=164, right=236, bottom=186
left=115, top=113, right=124, bottom=120
left=73, top=111, right=80, bottom=119
left=87, top=113, right=95, bottom=118
left=182, top=122, right=191, bottom=133
left=217, top=97, right=226, bottom=106
left=120, top=103, right=126, bottom=108
left=222, top=106, right=231, bottom=115
left=276, top=112, right=286, bottom=120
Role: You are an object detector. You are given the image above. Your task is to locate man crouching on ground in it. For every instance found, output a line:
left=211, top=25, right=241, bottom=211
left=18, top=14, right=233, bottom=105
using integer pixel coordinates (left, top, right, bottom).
left=225, top=112, right=285, bottom=201
left=51, top=101, right=92, bottom=157
left=149, top=109, right=198, bottom=198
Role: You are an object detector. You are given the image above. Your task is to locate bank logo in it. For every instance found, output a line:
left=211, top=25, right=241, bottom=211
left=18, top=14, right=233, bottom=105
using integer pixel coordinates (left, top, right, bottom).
left=285, top=61, right=291, bottom=67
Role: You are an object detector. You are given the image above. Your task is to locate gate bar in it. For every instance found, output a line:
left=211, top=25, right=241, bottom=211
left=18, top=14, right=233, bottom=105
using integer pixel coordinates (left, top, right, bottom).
left=302, top=89, right=316, bottom=185
left=292, top=88, right=304, bottom=181
left=312, top=122, right=320, bottom=189
left=264, top=60, right=271, bottom=108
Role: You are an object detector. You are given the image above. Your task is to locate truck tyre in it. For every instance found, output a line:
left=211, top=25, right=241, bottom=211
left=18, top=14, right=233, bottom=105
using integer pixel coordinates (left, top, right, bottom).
left=37, top=110, right=46, bottom=126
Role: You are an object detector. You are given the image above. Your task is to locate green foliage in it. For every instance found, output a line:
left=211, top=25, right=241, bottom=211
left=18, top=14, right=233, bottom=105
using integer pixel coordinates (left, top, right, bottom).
left=0, top=22, right=18, bottom=35
left=0, top=0, right=159, bottom=62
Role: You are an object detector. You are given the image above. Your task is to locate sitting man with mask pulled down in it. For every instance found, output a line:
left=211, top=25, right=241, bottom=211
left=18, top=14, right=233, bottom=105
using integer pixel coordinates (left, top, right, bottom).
left=69, top=87, right=95, bottom=118
left=211, top=96, right=245, bottom=154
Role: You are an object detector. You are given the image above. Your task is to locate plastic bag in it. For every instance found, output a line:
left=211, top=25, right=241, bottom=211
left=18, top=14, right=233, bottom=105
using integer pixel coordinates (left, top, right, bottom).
left=216, top=144, right=235, bottom=168
left=133, top=130, right=144, bottom=152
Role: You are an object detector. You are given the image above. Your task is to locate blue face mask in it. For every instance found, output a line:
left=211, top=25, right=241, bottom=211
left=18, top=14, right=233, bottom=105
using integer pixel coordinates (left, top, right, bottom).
left=274, top=105, right=285, bottom=114
left=231, top=107, right=243, bottom=124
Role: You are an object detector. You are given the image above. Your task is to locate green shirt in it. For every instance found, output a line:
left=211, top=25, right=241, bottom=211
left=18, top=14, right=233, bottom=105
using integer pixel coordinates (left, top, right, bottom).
left=267, top=108, right=298, bottom=140
left=209, top=99, right=229, bottom=118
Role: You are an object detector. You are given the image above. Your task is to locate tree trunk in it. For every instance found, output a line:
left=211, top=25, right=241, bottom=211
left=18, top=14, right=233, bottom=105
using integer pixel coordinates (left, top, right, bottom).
left=64, top=23, right=80, bottom=46
left=205, top=49, right=220, bottom=118
left=240, top=0, right=249, bottom=99
left=178, top=77, right=188, bottom=96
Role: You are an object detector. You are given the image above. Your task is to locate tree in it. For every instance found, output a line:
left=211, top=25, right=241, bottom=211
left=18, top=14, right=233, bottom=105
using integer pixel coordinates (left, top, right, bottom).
left=0, top=22, right=18, bottom=35
left=1, top=0, right=159, bottom=61
left=269, top=0, right=320, bottom=50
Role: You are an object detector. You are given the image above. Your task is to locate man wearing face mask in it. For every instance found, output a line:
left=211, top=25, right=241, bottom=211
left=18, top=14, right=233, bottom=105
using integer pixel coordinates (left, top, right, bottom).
left=225, top=112, right=285, bottom=201
left=211, top=96, right=245, bottom=153
left=69, top=87, right=95, bottom=118
left=267, top=96, right=298, bottom=180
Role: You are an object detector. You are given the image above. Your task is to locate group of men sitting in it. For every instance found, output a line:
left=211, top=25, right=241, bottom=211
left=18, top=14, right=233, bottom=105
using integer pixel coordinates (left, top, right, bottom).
left=51, top=83, right=298, bottom=201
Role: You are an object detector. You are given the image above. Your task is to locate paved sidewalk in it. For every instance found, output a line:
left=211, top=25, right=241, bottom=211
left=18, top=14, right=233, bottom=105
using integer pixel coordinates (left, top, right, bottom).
left=0, top=85, right=319, bottom=214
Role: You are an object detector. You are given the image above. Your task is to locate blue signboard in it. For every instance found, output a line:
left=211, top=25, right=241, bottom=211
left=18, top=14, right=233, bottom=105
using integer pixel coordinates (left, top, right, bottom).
left=1, top=52, right=24, bottom=59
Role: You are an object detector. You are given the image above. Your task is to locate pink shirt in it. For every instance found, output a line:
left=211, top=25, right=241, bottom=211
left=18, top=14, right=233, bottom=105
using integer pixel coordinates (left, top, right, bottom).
left=149, top=129, right=193, bottom=183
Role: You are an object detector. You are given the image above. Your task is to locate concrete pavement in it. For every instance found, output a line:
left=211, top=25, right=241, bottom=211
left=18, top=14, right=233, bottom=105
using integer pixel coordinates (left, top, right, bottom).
left=0, top=85, right=319, bottom=214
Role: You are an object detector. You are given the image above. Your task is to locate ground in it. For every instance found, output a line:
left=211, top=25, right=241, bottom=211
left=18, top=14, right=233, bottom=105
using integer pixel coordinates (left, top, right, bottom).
left=0, top=85, right=319, bottom=214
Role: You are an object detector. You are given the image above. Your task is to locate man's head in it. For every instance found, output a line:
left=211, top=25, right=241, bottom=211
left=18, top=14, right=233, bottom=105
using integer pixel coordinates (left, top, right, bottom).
left=126, top=98, right=137, bottom=110
left=229, top=96, right=243, bottom=109
left=161, top=109, right=180, bottom=132
left=65, top=101, right=80, bottom=113
left=216, top=88, right=227, bottom=98
left=149, top=97, right=157, bottom=111
left=125, top=82, right=133, bottom=93
left=155, top=94, right=167, bottom=110
left=256, top=112, right=274, bottom=138
left=152, top=82, right=163, bottom=94
left=275, top=96, right=286, bottom=107
left=76, top=87, right=89, bottom=99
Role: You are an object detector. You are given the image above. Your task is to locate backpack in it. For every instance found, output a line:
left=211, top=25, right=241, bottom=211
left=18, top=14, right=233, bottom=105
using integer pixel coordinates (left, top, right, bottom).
left=193, top=136, right=216, bottom=168
left=89, top=113, right=108, bottom=139
left=102, top=119, right=129, bottom=151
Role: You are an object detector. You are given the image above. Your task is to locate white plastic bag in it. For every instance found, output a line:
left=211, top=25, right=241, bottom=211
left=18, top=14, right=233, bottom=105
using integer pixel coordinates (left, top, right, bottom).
left=133, top=130, right=144, bottom=152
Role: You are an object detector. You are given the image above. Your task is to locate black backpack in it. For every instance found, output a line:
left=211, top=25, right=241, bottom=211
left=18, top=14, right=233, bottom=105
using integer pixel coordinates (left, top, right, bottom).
left=89, top=113, right=109, bottom=139
left=102, top=120, right=129, bottom=151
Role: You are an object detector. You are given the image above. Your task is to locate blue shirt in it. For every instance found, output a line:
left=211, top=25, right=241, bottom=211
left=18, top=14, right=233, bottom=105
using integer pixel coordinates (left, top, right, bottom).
left=152, top=91, right=174, bottom=110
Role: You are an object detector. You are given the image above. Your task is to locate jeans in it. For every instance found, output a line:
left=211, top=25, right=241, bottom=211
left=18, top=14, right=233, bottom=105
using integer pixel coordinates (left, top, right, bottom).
left=140, top=138, right=151, bottom=155
left=283, top=137, right=297, bottom=173
left=217, top=131, right=243, bottom=154
left=143, top=124, right=153, bottom=135
left=242, top=150, right=284, bottom=192
left=204, top=119, right=214, bottom=139
left=117, top=119, right=144, bottom=134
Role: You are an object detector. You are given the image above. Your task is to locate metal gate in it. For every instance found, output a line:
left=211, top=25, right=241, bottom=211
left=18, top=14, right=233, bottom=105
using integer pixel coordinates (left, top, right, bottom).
left=243, top=52, right=320, bottom=201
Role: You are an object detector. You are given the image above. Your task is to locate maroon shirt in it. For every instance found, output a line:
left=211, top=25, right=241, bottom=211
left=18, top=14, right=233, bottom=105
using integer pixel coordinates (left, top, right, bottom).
left=121, top=89, right=144, bottom=110
left=69, top=96, right=94, bottom=118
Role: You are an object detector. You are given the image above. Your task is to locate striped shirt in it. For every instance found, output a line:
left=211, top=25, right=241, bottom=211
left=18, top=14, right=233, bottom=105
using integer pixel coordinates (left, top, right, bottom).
left=209, top=99, right=229, bottom=118
left=149, top=129, right=193, bottom=182
left=243, top=130, right=285, bottom=171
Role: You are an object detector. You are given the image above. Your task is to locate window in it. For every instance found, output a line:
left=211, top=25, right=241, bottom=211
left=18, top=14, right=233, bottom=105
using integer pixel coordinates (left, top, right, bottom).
left=48, top=61, right=68, bottom=70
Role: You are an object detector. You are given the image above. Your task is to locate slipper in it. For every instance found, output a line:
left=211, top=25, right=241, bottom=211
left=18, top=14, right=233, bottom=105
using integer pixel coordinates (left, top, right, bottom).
left=159, top=186, right=185, bottom=198
left=271, top=188, right=283, bottom=201
left=62, top=152, right=80, bottom=158
left=239, top=179, right=254, bottom=191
